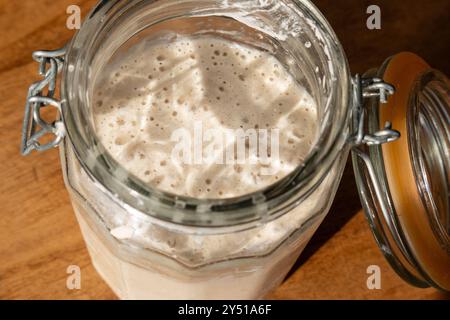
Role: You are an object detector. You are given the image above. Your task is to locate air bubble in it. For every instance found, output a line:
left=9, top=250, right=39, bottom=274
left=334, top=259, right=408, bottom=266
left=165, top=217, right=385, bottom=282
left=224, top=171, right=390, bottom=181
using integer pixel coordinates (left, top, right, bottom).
left=115, top=136, right=128, bottom=146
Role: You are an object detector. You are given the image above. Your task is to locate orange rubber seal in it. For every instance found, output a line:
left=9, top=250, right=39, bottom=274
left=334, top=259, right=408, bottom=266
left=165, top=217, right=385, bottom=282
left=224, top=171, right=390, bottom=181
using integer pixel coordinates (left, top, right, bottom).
left=380, top=52, right=450, bottom=290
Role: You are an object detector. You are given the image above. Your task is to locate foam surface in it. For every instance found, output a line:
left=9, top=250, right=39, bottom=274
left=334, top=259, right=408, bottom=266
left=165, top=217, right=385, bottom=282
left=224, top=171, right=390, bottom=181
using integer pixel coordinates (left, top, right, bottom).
left=93, top=35, right=318, bottom=198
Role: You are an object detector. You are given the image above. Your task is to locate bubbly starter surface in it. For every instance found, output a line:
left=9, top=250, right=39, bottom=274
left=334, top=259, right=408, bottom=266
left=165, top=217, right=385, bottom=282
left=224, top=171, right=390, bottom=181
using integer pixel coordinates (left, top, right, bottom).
left=93, top=35, right=318, bottom=198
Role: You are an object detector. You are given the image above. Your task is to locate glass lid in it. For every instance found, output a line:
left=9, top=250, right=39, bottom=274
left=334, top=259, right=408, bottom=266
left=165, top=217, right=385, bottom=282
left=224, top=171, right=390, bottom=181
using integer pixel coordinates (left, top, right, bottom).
left=352, top=52, right=450, bottom=292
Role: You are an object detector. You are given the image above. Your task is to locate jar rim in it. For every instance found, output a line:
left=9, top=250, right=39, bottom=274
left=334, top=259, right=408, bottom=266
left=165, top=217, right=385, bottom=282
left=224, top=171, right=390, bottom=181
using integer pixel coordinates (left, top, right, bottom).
left=61, top=0, right=352, bottom=228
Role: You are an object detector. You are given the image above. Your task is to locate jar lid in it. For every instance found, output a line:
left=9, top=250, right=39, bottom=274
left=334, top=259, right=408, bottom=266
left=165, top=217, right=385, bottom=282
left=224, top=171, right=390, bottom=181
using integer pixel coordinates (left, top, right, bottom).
left=353, top=52, right=450, bottom=291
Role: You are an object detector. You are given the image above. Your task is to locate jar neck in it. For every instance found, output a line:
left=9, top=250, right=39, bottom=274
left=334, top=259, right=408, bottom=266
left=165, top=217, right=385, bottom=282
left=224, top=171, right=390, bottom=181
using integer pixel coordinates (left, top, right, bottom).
left=61, top=0, right=351, bottom=228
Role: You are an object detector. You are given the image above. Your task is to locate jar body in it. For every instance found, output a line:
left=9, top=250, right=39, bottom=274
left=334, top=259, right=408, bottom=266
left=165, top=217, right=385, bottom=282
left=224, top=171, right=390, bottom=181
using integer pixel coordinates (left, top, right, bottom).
left=61, top=136, right=348, bottom=299
left=53, top=0, right=352, bottom=300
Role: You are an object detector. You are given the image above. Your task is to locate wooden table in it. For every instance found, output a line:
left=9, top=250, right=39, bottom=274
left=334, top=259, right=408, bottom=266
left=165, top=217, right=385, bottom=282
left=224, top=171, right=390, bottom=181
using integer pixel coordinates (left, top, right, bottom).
left=1, top=0, right=449, bottom=300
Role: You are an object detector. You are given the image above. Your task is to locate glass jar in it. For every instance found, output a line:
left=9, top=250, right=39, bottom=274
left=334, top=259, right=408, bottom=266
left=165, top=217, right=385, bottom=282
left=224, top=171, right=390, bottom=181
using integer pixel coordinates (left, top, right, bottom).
left=21, top=0, right=449, bottom=299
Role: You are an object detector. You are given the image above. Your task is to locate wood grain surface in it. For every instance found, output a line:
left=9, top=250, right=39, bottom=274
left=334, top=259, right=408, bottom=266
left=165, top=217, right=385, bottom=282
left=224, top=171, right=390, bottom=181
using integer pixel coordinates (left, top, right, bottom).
left=0, top=0, right=449, bottom=300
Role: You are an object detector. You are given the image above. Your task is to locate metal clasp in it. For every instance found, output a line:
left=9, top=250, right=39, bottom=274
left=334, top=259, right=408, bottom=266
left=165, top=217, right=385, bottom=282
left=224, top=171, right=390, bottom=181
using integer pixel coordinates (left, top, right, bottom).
left=349, top=75, right=427, bottom=285
left=21, top=48, right=66, bottom=155
left=348, top=75, right=399, bottom=147
left=349, top=75, right=404, bottom=253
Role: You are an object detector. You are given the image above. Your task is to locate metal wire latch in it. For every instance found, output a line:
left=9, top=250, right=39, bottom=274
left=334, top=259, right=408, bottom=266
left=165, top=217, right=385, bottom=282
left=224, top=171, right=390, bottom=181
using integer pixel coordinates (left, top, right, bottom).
left=349, top=75, right=421, bottom=285
left=21, top=48, right=66, bottom=156
left=349, top=75, right=399, bottom=147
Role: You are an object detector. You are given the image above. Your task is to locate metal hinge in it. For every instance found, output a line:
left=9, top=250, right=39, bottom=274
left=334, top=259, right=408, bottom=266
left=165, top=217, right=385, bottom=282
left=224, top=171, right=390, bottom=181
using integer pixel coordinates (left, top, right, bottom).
left=349, top=75, right=429, bottom=287
left=21, top=48, right=66, bottom=156
left=348, top=75, right=400, bottom=147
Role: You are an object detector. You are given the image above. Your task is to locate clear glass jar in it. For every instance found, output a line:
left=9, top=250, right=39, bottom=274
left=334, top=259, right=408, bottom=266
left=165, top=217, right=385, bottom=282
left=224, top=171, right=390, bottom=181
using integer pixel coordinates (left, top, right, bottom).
left=21, top=0, right=449, bottom=299
left=62, top=0, right=350, bottom=300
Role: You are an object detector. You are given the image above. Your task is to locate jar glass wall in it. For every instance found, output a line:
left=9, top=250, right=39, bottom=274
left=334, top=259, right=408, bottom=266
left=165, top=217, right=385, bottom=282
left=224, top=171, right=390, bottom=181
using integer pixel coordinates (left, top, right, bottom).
left=62, top=137, right=347, bottom=299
